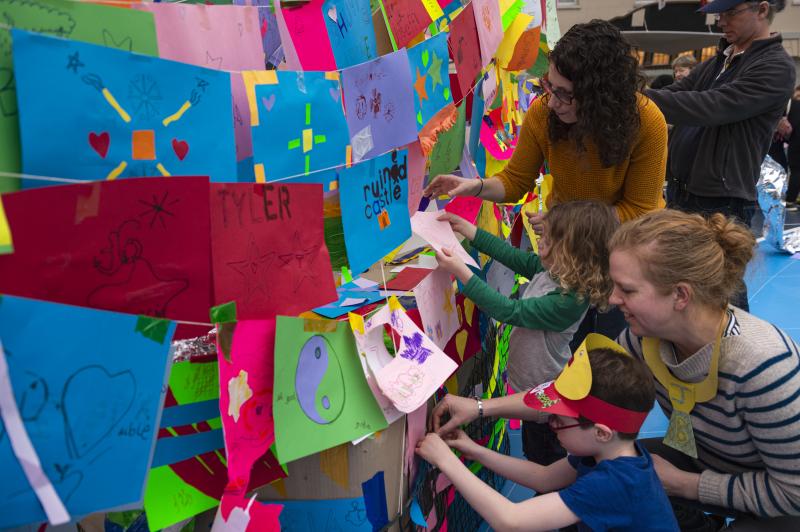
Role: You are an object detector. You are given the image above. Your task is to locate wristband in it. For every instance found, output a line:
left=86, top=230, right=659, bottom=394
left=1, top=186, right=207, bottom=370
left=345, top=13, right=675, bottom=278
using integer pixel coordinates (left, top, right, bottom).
left=474, top=179, right=484, bottom=197
left=473, top=395, right=484, bottom=420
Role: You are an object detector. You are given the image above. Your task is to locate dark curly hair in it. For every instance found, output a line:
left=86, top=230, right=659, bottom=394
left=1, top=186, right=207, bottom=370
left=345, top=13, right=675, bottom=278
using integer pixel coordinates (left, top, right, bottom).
left=547, top=20, right=646, bottom=168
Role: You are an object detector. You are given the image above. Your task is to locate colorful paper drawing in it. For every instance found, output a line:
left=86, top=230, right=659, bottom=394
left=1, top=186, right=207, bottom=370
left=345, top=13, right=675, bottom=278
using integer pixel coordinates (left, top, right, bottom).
left=213, top=493, right=283, bottom=532
left=384, top=266, right=433, bottom=291
left=0, top=176, right=212, bottom=322
left=12, top=29, right=235, bottom=184
left=0, top=0, right=158, bottom=193
left=134, top=3, right=265, bottom=163
left=338, top=150, right=412, bottom=274
left=410, top=209, right=479, bottom=268
left=480, top=106, right=517, bottom=160
left=406, top=140, right=426, bottom=216
left=209, top=182, right=337, bottom=319
left=280, top=0, right=337, bottom=70
left=313, top=280, right=385, bottom=319
left=248, top=70, right=350, bottom=182
left=234, top=0, right=282, bottom=65
left=408, top=293, right=481, bottom=363
left=444, top=196, right=483, bottom=224
left=414, top=268, right=458, bottom=349
left=406, top=33, right=452, bottom=130
left=351, top=299, right=456, bottom=412
left=381, top=0, right=432, bottom=49
left=261, top=497, right=372, bottom=531
left=323, top=0, right=377, bottom=69
left=472, top=0, right=503, bottom=67
left=448, top=2, right=482, bottom=101
left=429, top=103, right=466, bottom=178
left=273, top=317, right=388, bottom=464
left=0, top=295, right=174, bottom=529
left=340, top=49, right=418, bottom=161
left=273, top=0, right=301, bottom=70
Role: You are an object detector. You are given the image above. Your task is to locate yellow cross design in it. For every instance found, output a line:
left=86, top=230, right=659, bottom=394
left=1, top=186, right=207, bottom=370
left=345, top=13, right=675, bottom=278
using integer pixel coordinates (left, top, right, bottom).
left=288, top=103, right=327, bottom=175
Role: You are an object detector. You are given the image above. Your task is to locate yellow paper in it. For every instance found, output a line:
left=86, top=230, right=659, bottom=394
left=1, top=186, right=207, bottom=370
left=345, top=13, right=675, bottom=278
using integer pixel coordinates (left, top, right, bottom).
left=496, top=13, right=533, bottom=69
left=555, top=334, right=630, bottom=400
left=421, top=0, right=445, bottom=21
left=241, top=70, right=278, bottom=127
left=0, top=195, right=12, bottom=255
left=320, top=444, right=350, bottom=490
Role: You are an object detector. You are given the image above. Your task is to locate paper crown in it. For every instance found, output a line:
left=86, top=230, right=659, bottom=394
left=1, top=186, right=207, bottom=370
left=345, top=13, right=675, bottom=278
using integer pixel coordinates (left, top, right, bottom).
left=523, top=334, right=649, bottom=434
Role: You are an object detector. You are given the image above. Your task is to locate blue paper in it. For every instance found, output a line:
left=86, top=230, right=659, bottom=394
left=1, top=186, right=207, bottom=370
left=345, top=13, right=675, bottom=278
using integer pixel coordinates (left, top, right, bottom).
left=407, top=33, right=453, bottom=130
left=12, top=30, right=235, bottom=185
left=158, top=399, right=220, bottom=430
left=339, top=150, right=411, bottom=274
left=410, top=498, right=427, bottom=527
left=362, top=471, right=389, bottom=531
left=313, top=280, right=385, bottom=318
left=251, top=71, right=350, bottom=182
left=0, top=295, right=174, bottom=529
left=323, top=0, right=377, bottom=70
left=151, top=429, right=224, bottom=468
left=265, top=497, right=371, bottom=531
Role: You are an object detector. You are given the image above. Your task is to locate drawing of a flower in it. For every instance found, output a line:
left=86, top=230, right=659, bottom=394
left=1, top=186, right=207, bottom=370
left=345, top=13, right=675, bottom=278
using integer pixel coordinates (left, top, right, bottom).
left=399, top=332, right=433, bottom=365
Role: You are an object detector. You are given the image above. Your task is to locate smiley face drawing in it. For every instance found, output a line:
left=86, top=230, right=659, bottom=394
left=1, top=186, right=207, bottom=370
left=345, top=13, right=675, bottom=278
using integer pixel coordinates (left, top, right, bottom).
left=295, top=335, right=346, bottom=424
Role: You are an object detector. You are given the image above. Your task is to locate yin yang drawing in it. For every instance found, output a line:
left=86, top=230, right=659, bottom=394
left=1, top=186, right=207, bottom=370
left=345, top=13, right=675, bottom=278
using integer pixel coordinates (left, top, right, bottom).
left=295, top=335, right=346, bottom=424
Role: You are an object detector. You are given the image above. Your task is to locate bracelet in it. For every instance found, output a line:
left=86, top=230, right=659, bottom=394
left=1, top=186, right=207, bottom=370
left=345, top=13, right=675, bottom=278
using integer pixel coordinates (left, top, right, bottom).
left=473, top=178, right=484, bottom=197
left=473, top=395, right=484, bottom=419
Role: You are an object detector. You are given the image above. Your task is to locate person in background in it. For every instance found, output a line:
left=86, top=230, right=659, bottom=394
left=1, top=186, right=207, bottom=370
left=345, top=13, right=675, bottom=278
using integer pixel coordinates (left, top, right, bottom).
left=650, top=74, right=675, bottom=90
left=775, top=85, right=800, bottom=210
left=424, top=19, right=667, bottom=346
left=435, top=201, right=617, bottom=466
left=672, top=54, right=698, bottom=82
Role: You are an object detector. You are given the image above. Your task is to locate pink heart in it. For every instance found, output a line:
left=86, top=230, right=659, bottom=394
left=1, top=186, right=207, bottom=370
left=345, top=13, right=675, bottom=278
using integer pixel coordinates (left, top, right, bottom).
left=261, top=94, right=276, bottom=112
left=329, top=87, right=340, bottom=102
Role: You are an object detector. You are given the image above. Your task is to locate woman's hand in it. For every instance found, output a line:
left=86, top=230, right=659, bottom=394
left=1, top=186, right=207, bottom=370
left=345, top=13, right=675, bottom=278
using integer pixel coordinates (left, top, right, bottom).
left=424, top=174, right=481, bottom=199
left=652, top=454, right=700, bottom=500
left=443, top=429, right=482, bottom=461
left=415, top=433, right=455, bottom=467
left=437, top=212, right=478, bottom=241
left=430, top=394, right=480, bottom=435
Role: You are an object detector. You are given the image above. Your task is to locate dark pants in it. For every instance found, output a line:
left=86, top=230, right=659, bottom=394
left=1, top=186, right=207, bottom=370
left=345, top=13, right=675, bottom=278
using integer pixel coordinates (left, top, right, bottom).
left=668, top=191, right=756, bottom=312
left=522, top=421, right=565, bottom=466
left=569, top=306, right=629, bottom=352
left=787, top=163, right=800, bottom=203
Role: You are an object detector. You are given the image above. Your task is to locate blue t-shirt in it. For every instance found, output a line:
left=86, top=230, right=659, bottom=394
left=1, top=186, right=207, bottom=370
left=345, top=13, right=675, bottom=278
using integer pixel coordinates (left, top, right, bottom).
left=558, top=443, right=679, bottom=532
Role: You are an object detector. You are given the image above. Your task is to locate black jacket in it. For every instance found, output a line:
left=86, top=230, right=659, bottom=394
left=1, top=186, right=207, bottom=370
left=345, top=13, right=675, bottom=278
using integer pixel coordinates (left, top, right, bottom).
left=646, top=34, right=796, bottom=201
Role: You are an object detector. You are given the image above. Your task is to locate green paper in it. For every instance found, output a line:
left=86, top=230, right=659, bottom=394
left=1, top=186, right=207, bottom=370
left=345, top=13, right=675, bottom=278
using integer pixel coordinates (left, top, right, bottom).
left=0, top=0, right=159, bottom=193
left=273, top=317, right=388, bottom=464
left=135, top=315, right=172, bottom=344
left=501, top=0, right=524, bottom=31
left=168, top=360, right=220, bottom=406
left=143, top=464, right=221, bottom=531
left=209, top=301, right=237, bottom=323
left=526, top=31, right=550, bottom=79
left=429, top=103, right=467, bottom=179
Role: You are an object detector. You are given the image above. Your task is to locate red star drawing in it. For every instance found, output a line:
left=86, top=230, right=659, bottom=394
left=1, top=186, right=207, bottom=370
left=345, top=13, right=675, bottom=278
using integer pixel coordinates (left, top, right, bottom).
left=278, top=231, right=319, bottom=293
left=227, top=234, right=275, bottom=302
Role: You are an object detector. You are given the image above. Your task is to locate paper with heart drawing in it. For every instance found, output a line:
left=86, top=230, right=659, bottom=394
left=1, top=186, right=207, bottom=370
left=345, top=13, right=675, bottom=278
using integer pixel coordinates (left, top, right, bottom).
left=248, top=70, right=350, bottom=183
left=134, top=3, right=264, bottom=162
left=351, top=299, right=456, bottom=413
left=414, top=267, right=458, bottom=349
left=12, top=30, right=235, bottom=185
left=323, top=0, right=377, bottom=70
left=410, top=210, right=479, bottom=268
left=406, top=33, right=452, bottom=131
left=209, top=182, right=337, bottom=319
left=0, top=295, right=174, bottom=529
left=0, top=0, right=158, bottom=193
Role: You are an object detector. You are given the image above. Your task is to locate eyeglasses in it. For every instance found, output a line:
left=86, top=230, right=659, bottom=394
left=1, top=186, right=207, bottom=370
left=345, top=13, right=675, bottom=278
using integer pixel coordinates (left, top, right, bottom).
left=548, top=416, right=593, bottom=432
left=714, top=2, right=760, bottom=22
left=541, top=75, right=575, bottom=105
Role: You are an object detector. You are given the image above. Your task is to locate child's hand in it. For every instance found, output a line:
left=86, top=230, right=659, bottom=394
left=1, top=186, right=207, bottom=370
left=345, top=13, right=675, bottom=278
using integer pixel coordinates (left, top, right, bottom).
left=526, top=212, right=546, bottom=235
left=416, top=433, right=454, bottom=466
left=437, top=212, right=478, bottom=241
left=435, top=247, right=473, bottom=284
left=443, top=429, right=481, bottom=461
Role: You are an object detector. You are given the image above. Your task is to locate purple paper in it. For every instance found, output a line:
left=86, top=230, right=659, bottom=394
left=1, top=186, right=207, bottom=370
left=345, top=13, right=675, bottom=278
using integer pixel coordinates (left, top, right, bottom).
left=341, top=49, right=418, bottom=161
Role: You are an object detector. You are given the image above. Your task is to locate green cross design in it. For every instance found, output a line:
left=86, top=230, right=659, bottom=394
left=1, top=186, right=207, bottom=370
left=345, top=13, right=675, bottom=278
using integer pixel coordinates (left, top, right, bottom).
left=287, top=103, right=327, bottom=174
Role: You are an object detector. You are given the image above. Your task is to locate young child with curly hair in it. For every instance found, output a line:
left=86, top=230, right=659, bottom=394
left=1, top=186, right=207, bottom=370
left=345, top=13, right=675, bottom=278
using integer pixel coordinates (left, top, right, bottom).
left=436, top=200, right=617, bottom=465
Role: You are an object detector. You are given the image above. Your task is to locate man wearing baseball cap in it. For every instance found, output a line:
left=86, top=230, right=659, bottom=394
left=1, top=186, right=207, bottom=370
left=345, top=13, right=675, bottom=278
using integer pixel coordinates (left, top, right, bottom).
left=646, top=1, right=794, bottom=310
left=417, top=335, right=678, bottom=531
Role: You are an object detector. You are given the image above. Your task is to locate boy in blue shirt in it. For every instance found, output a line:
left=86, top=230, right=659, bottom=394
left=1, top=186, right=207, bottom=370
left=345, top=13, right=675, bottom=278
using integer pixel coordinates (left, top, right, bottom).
left=417, top=334, right=679, bottom=531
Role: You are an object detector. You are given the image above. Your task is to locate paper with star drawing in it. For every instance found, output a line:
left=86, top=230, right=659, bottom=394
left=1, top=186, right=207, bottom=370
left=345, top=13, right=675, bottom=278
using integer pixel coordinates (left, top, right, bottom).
left=414, top=267, right=458, bottom=349
left=12, top=29, right=235, bottom=186
left=0, top=176, right=212, bottom=322
left=247, top=70, right=350, bottom=183
left=0, top=0, right=159, bottom=193
left=350, top=298, right=456, bottom=413
left=340, top=49, right=417, bottom=161
left=406, top=33, right=452, bottom=131
left=133, top=3, right=265, bottom=163
left=209, top=182, right=337, bottom=319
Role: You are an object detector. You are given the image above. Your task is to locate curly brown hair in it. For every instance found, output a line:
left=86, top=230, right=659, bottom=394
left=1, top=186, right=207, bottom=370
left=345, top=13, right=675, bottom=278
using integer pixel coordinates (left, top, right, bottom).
left=543, top=201, right=618, bottom=311
left=547, top=20, right=646, bottom=168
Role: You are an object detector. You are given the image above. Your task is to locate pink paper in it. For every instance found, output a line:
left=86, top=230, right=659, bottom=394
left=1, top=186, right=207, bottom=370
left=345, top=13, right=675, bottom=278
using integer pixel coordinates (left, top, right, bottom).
left=217, top=320, right=277, bottom=492
left=405, top=403, right=428, bottom=483
left=353, top=302, right=457, bottom=413
left=406, top=140, right=426, bottom=216
left=472, top=0, right=503, bottom=67
left=444, top=196, right=483, bottom=224
left=414, top=268, right=459, bottom=349
left=216, top=493, right=282, bottom=532
left=134, top=3, right=266, bottom=162
left=280, top=0, right=337, bottom=71
left=274, top=0, right=301, bottom=70
left=480, top=120, right=517, bottom=160
left=410, top=210, right=479, bottom=268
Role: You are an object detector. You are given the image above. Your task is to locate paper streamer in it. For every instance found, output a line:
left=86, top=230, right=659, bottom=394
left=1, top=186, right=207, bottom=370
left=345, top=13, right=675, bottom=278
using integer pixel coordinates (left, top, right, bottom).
left=361, top=471, right=389, bottom=531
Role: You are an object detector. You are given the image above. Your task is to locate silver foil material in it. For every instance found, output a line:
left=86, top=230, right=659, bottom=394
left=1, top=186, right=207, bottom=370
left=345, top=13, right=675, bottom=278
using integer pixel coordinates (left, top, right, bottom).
left=171, top=328, right=217, bottom=362
left=757, top=156, right=799, bottom=253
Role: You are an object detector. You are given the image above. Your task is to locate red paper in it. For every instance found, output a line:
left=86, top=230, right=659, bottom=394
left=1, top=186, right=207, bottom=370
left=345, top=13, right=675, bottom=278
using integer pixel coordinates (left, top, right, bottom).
left=444, top=196, right=483, bottom=224
left=384, top=266, right=434, bottom=290
left=0, top=176, right=212, bottom=322
left=209, top=183, right=337, bottom=319
left=448, top=3, right=482, bottom=102
left=383, top=0, right=432, bottom=49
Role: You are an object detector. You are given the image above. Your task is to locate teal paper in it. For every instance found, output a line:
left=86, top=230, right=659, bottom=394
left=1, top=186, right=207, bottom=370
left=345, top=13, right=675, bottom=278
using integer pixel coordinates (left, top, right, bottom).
left=0, top=295, right=174, bottom=529
left=265, top=497, right=372, bottom=530
left=407, top=33, right=452, bottom=130
left=12, top=29, right=235, bottom=186
left=323, top=0, right=377, bottom=69
left=339, top=149, right=411, bottom=274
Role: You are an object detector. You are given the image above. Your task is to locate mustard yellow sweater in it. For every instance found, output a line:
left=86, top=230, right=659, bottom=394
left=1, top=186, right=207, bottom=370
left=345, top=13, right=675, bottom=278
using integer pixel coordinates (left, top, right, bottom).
left=496, top=94, right=668, bottom=222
